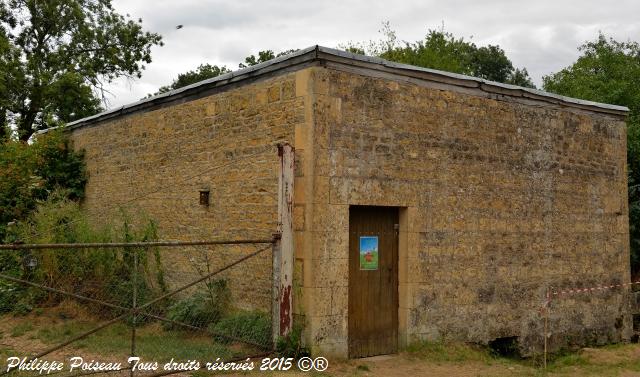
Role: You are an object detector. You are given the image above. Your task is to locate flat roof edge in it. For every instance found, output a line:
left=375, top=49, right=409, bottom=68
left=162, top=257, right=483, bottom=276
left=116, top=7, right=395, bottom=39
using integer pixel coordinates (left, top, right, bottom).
left=42, top=44, right=629, bottom=134
left=42, top=45, right=320, bottom=134
left=316, top=46, right=629, bottom=115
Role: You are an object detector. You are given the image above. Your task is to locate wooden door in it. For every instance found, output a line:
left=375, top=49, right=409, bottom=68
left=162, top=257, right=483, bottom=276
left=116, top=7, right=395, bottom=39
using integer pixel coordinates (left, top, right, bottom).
left=348, top=206, right=399, bottom=358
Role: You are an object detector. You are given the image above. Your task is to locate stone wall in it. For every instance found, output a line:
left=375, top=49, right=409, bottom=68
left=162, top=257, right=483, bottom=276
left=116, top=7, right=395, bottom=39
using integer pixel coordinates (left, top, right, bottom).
left=298, top=67, right=630, bottom=356
left=68, top=63, right=631, bottom=358
left=69, top=72, right=304, bottom=310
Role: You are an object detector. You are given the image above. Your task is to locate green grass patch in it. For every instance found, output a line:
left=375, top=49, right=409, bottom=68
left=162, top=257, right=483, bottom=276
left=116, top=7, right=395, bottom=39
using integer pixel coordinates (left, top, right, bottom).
left=356, top=364, right=370, bottom=371
left=546, top=352, right=591, bottom=370
left=35, top=320, right=233, bottom=361
left=0, top=346, right=15, bottom=359
left=209, top=311, right=271, bottom=348
left=540, top=346, right=640, bottom=376
left=404, top=340, right=495, bottom=364
left=10, top=322, right=33, bottom=337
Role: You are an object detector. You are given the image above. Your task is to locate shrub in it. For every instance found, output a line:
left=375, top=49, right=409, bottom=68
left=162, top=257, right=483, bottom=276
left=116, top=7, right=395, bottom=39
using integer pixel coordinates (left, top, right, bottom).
left=0, top=130, right=86, bottom=242
left=0, top=280, right=22, bottom=314
left=276, top=324, right=310, bottom=358
left=209, top=311, right=271, bottom=348
left=0, top=195, right=166, bottom=316
left=164, top=280, right=231, bottom=330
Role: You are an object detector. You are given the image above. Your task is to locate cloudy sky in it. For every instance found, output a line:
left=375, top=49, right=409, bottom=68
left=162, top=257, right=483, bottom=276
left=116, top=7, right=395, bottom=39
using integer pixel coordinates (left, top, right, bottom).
left=106, top=0, right=640, bottom=108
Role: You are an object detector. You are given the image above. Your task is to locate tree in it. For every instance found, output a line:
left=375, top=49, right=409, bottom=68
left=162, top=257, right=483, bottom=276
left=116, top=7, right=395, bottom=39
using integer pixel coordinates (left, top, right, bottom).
left=0, top=16, right=22, bottom=140
left=153, top=64, right=230, bottom=95
left=342, top=22, right=535, bottom=88
left=149, top=49, right=299, bottom=95
left=0, top=131, right=87, bottom=241
left=0, top=0, right=162, bottom=141
left=543, top=33, right=640, bottom=276
left=239, top=49, right=298, bottom=68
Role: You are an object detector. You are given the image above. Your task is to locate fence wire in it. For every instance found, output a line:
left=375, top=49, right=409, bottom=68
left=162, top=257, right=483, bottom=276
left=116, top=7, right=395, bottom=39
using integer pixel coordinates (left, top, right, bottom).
left=0, top=238, right=277, bottom=377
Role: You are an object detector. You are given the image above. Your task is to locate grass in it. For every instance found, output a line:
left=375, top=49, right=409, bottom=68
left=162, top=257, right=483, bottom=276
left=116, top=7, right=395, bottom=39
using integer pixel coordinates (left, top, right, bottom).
left=0, top=346, right=15, bottom=359
left=355, top=364, right=370, bottom=371
left=35, top=320, right=234, bottom=362
left=10, top=322, right=33, bottom=337
left=546, top=352, right=590, bottom=370
left=210, top=311, right=271, bottom=348
left=539, top=346, right=640, bottom=376
left=9, top=311, right=640, bottom=377
left=404, top=340, right=496, bottom=364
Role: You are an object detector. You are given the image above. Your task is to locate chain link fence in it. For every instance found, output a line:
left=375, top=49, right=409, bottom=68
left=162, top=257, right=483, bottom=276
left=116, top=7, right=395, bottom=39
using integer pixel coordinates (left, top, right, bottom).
left=0, top=237, right=279, bottom=377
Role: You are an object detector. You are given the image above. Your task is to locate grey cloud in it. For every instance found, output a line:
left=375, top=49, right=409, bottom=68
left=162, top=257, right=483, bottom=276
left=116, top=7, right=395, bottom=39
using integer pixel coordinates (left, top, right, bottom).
left=108, top=0, right=640, bottom=106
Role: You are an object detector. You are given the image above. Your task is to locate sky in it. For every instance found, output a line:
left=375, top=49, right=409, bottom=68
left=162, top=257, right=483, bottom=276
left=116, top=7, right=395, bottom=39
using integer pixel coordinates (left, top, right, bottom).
left=106, top=0, right=640, bottom=108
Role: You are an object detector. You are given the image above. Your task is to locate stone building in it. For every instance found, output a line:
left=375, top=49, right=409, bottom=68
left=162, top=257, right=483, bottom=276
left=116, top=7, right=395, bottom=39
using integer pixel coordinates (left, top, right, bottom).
left=58, top=46, right=631, bottom=358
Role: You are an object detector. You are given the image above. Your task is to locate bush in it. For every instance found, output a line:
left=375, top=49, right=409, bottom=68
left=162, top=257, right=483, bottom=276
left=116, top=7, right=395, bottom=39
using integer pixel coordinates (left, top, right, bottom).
left=0, top=280, right=23, bottom=313
left=164, top=280, right=231, bottom=330
left=0, top=195, right=166, bottom=316
left=276, top=324, right=310, bottom=358
left=630, top=174, right=640, bottom=277
left=0, top=130, right=86, bottom=242
left=209, top=311, right=271, bottom=348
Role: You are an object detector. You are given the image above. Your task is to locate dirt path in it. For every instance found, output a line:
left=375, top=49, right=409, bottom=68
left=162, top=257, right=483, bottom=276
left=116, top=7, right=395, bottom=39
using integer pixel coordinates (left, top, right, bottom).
left=4, top=309, right=640, bottom=377
left=283, top=354, right=534, bottom=377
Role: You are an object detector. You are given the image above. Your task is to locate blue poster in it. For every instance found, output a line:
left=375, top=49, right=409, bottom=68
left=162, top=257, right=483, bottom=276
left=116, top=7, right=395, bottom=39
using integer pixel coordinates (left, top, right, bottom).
left=359, top=236, right=379, bottom=270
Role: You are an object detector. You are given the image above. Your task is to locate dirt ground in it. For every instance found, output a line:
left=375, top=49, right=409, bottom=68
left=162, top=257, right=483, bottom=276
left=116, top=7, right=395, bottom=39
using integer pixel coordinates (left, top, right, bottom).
left=270, top=345, right=640, bottom=377
left=3, top=309, right=640, bottom=377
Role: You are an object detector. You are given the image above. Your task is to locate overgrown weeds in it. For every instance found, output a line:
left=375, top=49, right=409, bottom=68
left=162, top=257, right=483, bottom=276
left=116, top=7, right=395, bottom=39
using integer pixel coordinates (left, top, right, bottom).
left=0, top=193, right=166, bottom=317
left=210, top=310, right=271, bottom=348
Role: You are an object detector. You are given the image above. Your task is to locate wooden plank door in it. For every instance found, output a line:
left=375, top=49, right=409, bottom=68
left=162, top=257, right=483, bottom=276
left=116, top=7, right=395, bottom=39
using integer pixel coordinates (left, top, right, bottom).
left=348, top=206, right=399, bottom=358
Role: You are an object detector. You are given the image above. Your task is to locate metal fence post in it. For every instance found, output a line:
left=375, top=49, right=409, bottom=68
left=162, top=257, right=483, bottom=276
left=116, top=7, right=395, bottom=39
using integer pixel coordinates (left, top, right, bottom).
left=130, top=248, right=138, bottom=377
left=275, top=143, right=294, bottom=340
left=544, top=287, right=551, bottom=370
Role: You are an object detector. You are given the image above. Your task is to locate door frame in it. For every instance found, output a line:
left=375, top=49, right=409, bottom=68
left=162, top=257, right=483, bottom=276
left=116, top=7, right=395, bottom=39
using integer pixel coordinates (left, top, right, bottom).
left=347, top=205, right=403, bottom=358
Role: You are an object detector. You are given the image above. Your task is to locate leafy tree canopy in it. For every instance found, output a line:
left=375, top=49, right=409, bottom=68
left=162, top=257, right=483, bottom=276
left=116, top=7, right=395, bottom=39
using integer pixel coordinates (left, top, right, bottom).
left=543, top=33, right=640, bottom=275
left=153, top=64, right=231, bottom=95
left=150, top=49, right=299, bottom=96
left=153, top=23, right=534, bottom=97
left=342, top=22, right=535, bottom=88
left=238, top=49, right=298, bottom=69
left=0, top=131, right=87, bottom=241
left=0, top=0, right=162, bottom=141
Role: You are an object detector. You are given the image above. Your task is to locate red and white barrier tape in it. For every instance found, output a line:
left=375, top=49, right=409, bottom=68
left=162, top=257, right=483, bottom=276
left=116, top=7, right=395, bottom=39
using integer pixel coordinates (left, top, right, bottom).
left=553, top=280, right=640, bottom=297
left=540, top=280, right=640, bottom=309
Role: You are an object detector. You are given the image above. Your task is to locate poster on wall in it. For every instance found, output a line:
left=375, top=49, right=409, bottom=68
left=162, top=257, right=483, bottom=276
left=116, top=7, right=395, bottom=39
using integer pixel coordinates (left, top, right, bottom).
left=359, top=236, right=379, bottom=270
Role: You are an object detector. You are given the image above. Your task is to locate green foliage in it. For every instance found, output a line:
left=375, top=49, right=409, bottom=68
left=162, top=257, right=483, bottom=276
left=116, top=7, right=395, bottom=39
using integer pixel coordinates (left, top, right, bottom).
left=152, top=64, right=231, bottom=96
left=33, top=134, right=88, bottom=201
left=238, top=49, right=298, bottom=69
left=0, top=280, right=18, bottom=312
left=632, top=176, right=640, bottom=271
left=10, top=322, right=33, bottom=337
left=0, top=280, right=39, bottom=315
left=35, top=320, right=233, bottom=362
left=0, top=0, right=163, bottom=140
left=164, top=280, right=231, bottom=329
left=404, top=340, right=493, bottom=363
left=0, top=131, right=87, bottom=241
left=0, top=195, right=165, bottom=315
left=543, top=33, right=640, bottom=276
left=543, top=349, right=591, bottom=373
left=148, top=49, right=299, bottom=97
left=342, top=22, right=535, bottom=88
left=355, top=364, right=370, bottom=372
left=276, top=324, right=310, bottom=359
left=209, top=310, right=271, bottom=348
